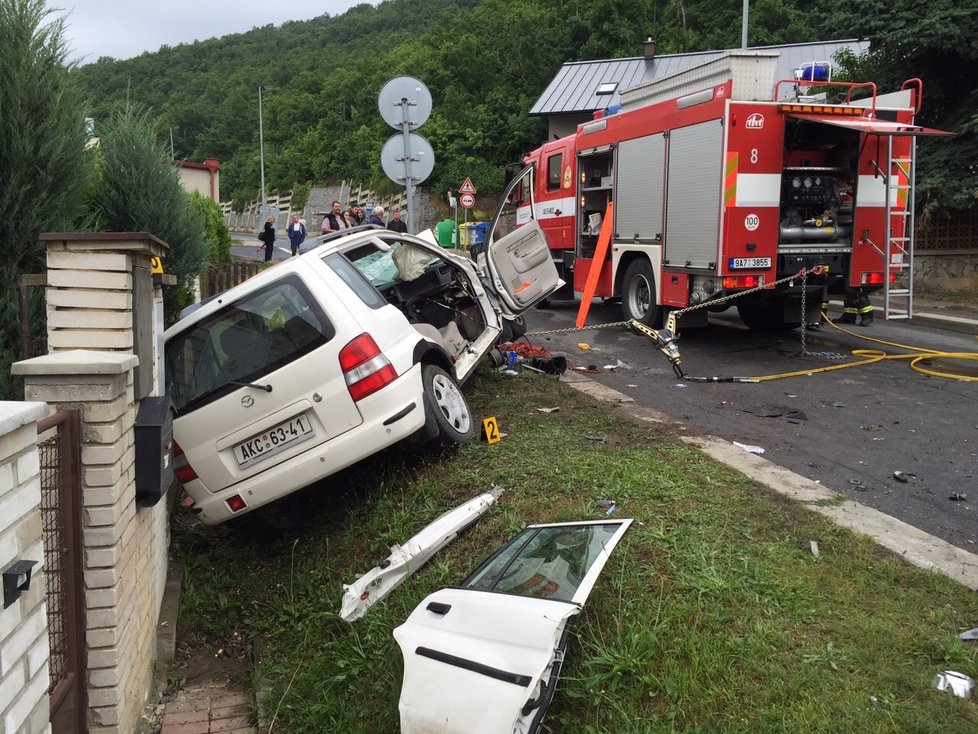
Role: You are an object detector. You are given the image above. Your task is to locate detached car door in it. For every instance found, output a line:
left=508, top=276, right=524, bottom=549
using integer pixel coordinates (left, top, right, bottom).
left=394, top=519, right=632, bottom=734
left=483, top=163, right=562, bottom=314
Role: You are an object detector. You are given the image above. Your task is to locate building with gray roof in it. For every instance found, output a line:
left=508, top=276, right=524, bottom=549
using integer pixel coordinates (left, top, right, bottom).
left=531, top=38, right=870, bottom=139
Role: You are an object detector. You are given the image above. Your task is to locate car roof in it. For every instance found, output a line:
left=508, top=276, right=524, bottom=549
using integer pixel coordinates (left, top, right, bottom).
left=169, top=225, right=434, bottom=332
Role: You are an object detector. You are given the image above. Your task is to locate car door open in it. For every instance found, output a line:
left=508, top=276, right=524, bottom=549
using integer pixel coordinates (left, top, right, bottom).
left=483, top=163, right=562, bottom=314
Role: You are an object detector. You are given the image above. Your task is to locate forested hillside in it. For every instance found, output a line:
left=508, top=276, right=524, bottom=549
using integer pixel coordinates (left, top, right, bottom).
left=71, top=0, right=977, bottom=210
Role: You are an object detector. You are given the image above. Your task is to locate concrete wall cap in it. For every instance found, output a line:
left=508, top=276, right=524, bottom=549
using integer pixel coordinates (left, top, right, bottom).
left=11, top=350, right=138, bottom=376
left=0, top=401, right=48, bottom=433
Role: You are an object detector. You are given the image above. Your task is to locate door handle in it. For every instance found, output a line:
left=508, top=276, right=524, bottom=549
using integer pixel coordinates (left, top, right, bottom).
left=426, top=602, right=452, bottom=615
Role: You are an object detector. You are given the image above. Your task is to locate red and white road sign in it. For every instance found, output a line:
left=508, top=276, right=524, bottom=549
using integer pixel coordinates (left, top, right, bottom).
left=459, top=192, right=475, bottom=209
left=459, top=177, right=476, bottom=195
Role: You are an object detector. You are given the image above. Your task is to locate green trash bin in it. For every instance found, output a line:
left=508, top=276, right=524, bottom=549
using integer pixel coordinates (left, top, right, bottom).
left=434, top=219, right=457, bottom=248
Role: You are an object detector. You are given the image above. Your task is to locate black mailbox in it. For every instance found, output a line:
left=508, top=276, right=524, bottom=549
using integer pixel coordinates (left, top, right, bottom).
left=135, top=396, right=175, bottom=507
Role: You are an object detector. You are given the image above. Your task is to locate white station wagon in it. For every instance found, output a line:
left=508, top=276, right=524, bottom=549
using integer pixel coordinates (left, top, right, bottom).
left=164, top=197, right=559, bottom=524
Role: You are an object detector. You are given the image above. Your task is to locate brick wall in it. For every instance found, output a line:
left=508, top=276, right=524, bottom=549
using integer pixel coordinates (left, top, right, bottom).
left=0, top=401, right=51, bottom=734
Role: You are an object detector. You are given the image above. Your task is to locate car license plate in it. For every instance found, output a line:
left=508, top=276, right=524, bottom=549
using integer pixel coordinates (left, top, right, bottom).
left=729, top=257, right=771, bottom=270
left=234, top=414, right=314, bottom=468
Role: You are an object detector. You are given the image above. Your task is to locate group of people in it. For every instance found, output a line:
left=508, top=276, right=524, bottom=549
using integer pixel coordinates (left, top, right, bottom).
left=256, top=201, right=408, bottom=262
left=256, top=214, right=309, bottom=261
left=321, top=200, right=407, bottom=234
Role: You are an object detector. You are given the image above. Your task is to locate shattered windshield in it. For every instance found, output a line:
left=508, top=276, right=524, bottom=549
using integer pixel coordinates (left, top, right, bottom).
left=462, top=522, right=623, bottom=603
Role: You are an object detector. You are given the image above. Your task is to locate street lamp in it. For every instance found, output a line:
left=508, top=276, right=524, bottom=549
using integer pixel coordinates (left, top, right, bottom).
left=258, top=84, right=268, bottom=220
left=169, top=125, right=178, bottom=160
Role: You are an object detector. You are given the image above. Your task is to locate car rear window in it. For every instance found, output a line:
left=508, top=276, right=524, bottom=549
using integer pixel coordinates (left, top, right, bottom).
left=165, top=275, right=335, bottom=413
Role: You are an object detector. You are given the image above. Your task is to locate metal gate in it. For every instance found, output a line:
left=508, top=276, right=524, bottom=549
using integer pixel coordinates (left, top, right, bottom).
left=38, top=411, right=87, bottom=734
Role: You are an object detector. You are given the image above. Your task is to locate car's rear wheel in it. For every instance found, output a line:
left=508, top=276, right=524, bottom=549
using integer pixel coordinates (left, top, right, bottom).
left=420, top=364, right=474, bottom=445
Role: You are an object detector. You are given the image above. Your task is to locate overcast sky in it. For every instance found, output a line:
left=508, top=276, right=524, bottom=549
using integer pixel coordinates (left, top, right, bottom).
left=57, top=0, right=375, bottom=63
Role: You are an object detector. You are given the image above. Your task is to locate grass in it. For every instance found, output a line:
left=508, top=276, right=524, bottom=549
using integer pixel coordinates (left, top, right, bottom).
left=171, top=367, right=978, bottom=733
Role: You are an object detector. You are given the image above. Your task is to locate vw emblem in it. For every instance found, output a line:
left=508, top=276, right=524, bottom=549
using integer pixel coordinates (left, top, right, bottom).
left=241, top=395, right=255, bottom=408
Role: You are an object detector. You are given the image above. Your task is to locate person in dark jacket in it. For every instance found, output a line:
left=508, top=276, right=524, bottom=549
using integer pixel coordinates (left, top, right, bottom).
left=367, top=205, right=385, bottom=228
left=286, top=214, right=306, bottom=256
left=387, top=208, right=408, bottom=233
left=256, top=215, right=276, bottom=261
left=322, top=201, right=347, bottom=234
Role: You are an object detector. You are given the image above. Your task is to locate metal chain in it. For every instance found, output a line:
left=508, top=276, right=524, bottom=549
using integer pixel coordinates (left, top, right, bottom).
left=528, top=268, right=820, bottom=337
left=797, top=269, right=849, bottom=361
left=527, top=320, right=631, bottom=336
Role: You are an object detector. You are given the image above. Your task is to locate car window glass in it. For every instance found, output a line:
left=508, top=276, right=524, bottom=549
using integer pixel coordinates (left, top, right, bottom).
left=462, top=523, right=621, bottom=602
left=324, top=253, right=387, bottom=309
left=165, top=275, right=334, bottom=413
left=343, top=239, right=439, bottom=287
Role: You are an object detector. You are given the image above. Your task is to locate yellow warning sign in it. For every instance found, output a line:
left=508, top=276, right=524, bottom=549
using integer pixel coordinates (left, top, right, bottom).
left=482, top=416, right=501, bottom=444
left=150, top=256, right=164, bottom=274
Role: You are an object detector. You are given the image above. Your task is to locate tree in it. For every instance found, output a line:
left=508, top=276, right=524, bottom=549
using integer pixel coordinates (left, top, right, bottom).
left=0, top=0, right=90, bottom=398
left=92, top=101, right=208, bottom=320
left=819, top=0, right=978, bottom=210
left=189, top=192, right=232, bottom=263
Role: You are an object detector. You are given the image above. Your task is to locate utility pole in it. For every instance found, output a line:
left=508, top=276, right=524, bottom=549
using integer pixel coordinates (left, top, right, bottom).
left=258, top=84, right=267, bottom=220
left=741, top=0, right=749, bottom=49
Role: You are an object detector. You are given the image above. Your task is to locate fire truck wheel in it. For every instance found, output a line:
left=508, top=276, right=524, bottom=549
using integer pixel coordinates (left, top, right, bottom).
left=621, top=259, right=659, bottom=327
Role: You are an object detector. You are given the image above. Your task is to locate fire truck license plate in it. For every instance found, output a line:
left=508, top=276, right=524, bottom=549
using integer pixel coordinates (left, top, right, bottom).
left=729, top=257, right=771, bottom=270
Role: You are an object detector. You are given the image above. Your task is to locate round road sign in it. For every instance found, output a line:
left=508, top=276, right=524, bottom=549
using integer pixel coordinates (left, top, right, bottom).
left=459, top=193, right=475, bottom=209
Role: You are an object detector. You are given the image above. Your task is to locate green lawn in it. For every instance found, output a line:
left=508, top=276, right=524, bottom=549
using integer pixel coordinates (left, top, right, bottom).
left=173, top=368, right=978, bottom=733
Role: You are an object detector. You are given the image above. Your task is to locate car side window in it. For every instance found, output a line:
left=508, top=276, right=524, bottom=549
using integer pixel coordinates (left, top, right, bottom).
left=324, top=252, right=388, bottom=309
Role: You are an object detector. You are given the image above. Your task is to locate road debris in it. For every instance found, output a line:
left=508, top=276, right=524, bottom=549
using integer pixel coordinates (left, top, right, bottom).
left=339, top=486, right=504, bottom=622
left=949, top=492, right=968, bottom=502
left=932, top=670, right=974, bottom=698
left=585, top=434, right=608, bottom=443
left=733, top=441, right=764, bottom=454
left=959, top=627, right=978, bottom=641
left=810, top=540, right=819, bottom=556
left=535, top=407, right=560, bottom=413
left=597, top=499, right=617, bottom=516
left=893, top=471, right=909, bottom=483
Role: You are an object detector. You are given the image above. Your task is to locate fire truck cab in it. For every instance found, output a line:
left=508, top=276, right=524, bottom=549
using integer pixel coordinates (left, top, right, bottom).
left=495, top=50, right=950, bottom=331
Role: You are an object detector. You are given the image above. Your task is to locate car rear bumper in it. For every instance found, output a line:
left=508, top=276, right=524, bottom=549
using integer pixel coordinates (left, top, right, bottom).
left=186, top=365, right=425, bottom=524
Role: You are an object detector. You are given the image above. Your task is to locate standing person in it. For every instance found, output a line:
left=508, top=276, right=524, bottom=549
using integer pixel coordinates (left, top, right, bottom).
left=346, top=204, right=362, bottom=227
left=322, top=201, right=347, bottom=234
left=256, top=215, right=276, bottom=262
left=387, top=208, right=408, bottom=233
left=286, top=214, right=306, bottom=256
left=367, top=205, right=385, bottom=228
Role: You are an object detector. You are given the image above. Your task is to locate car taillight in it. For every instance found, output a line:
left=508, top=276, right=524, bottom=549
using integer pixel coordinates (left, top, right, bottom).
left=861, top=272, right=897, bottom=285
left=339, top=334, right=398, bottom=401
left=172, top=441, right=198, bottom=483
left=722, top=275, right=762, bottom=289
left=226, top=495, right=248, bottom=513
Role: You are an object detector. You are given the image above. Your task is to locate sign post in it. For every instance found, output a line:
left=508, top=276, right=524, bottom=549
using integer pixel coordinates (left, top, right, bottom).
left=378, top=77, right=434, bottom=233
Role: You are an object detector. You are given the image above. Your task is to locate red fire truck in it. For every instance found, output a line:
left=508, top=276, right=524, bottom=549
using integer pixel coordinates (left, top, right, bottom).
left=498, top=50, right=950, bottom=330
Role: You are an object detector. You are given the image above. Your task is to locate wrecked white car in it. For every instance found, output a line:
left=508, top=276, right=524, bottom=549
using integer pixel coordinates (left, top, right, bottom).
left=394, top=519, right=633, bottom=733
left=163, top=220, right=559, bottom=525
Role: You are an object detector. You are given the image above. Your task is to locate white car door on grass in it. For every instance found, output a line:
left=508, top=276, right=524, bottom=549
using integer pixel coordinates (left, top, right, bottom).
left=394, top=519, right=633, bottom=734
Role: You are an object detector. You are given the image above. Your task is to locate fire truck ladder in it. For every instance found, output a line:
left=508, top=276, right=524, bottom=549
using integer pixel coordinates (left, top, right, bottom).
left=881, top=135, right=915, bottom=320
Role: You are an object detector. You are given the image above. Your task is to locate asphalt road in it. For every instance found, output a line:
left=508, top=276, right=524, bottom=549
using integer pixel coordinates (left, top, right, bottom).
left=524, top=299, right=978, bottom=552
left=231, top=231, right=293, bottom=262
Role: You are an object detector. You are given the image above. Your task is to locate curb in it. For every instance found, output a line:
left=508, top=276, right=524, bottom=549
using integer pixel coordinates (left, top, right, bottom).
left=828, top=298, right=978, bottom=336
left=559, top=371, right=978, bottom=591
